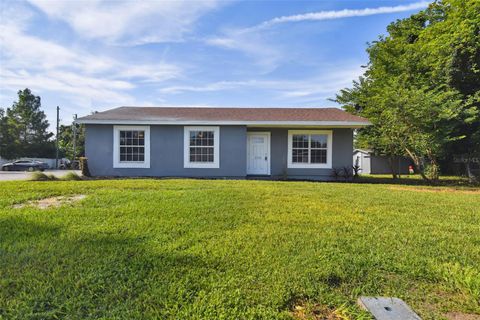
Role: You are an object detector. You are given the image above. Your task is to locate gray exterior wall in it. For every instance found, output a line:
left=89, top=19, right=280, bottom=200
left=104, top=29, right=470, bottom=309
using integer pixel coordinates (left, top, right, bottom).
left=248, top=128, right=353, bottom=180
left=85, top=124, right=246, bottom=177
left=85, top=125, right=353, bottom=180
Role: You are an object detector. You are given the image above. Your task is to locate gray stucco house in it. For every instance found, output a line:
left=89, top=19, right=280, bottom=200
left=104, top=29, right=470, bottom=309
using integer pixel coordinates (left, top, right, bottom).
left=76, top=107, right=370, bottom=180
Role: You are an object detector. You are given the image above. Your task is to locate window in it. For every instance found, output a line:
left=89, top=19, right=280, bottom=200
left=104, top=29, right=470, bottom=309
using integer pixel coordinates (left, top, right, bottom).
left=184, top=126, right=219, bottom=168
left=287, top=130, right=332, bottom=168
left=120, top=130, right=145, bottom=162
left=113, top=126, right=150, bottom=168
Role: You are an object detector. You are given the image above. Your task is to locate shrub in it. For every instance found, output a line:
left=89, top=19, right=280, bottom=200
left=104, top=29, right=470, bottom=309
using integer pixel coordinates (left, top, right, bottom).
left=30, top=171, right=82, bottom=182
left=47, top=174, right=59, bottom=181
left=62, top=172, right=82, bottom=181
left=425, top=163, right=440, bottom=181
left=342, top=166, right=353, bottom=181
left=331, top=168, right=343, bottom=181
left=79, top=157, right=91, bottom=177
left=30, top=172, right=51, bottom=181
left=331, top=167, right=353, bottom=181
left=352, top=164, right=361, bottom=178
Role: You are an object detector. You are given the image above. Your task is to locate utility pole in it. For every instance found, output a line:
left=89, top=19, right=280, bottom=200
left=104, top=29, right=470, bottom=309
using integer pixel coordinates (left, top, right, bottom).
left=55, top=106, right=60, bottom=169
left=72, top=114, right=77, bottom=163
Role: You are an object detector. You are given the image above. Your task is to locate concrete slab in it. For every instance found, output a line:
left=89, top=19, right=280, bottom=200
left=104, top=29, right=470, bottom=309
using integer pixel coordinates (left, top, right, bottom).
left=358, top=296, right=421, bottom=320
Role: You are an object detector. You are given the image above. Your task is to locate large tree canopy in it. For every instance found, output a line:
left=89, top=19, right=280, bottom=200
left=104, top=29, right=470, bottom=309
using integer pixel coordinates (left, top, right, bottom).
left=335, top=0, right=480, bottom=181
left=0, top=89, right=55, bottom=159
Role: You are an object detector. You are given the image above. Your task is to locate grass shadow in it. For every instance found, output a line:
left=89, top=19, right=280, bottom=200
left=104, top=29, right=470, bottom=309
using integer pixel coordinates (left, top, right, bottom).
left=0, top=217, right=218, bottom=319
left=353, top=175, right=479, bottom=187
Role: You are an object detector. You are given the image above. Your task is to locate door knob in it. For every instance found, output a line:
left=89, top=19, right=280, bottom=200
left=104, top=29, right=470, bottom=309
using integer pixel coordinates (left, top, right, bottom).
left=265, top=156, right=268, bottom=161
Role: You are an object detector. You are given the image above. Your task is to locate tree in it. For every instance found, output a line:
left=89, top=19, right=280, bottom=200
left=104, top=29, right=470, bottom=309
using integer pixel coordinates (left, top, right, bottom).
left=334, top=0, right=480, bottom=182
left=58, top=123, right=85, bottom=160
left=418, top=0, right=480, bottom=180
left=0, top=108, right=10, bottom=158
left=1, top=89, right=55, bottom=159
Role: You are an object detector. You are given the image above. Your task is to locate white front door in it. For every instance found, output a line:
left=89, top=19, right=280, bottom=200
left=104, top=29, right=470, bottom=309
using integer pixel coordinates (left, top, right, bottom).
left=247, top=132, right=270, bottom=175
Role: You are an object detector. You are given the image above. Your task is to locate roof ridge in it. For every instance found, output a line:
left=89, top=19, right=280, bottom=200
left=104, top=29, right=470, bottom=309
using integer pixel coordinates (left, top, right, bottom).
left=116, top=106, right=341, bottom=109
left=76, top=106, right=370, bottom=126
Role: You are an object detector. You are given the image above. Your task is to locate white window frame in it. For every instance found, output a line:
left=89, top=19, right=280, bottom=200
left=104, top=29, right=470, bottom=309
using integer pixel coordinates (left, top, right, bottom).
left=113, top=125, right=150, bottom=168
left=184, top=126, right=220, bottom=168
left=287, top=130, right=332, bottom=169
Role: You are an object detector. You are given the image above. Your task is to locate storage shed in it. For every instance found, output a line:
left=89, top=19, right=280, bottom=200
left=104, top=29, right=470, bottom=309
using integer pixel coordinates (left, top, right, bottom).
left=353, top=149, right=412, bottom=175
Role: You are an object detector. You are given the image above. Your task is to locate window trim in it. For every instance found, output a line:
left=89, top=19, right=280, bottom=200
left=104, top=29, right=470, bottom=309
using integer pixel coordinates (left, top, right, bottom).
left=183, top=126, right=220, bottom=168
left=287, top=130, right=332, bottom=169
left=113, top=125, right=150, bottom=168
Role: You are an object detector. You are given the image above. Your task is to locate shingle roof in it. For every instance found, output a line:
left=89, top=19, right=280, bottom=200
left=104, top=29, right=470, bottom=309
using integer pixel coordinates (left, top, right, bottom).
left=77, top=106, right=370, bottom=126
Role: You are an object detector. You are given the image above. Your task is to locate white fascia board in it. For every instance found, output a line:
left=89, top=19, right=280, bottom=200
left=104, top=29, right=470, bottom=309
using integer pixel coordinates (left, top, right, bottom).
left=75, top=119, right=371, bottom=127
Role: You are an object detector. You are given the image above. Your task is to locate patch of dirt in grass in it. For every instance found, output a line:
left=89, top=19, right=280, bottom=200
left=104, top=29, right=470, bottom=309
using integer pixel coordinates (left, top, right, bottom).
left=444, top=312, right=480, bottom=320
left=13, top=195, right=86, bottom=209
left=290, top=302, right=349, bottom=320
left=389, top=186, right=480, bottom=194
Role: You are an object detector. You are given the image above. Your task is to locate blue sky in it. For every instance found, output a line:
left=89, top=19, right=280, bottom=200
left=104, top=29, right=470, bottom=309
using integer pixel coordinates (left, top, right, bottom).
left=0, top=0, right=429, bottom=127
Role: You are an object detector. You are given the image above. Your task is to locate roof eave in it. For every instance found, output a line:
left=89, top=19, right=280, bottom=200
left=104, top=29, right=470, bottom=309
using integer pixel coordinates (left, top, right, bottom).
left=75, top=119, right=371, bottom=128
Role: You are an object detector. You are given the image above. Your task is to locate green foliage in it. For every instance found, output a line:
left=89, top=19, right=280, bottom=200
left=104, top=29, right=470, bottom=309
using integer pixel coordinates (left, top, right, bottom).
left=58, top=124, right=85, bottom=160
left=0, top=109, right=8, bottom=157
left=0, top=89, right=55, bottom=159
left=0, top=179, right=479, bottom=319
left=30, top=172, right=81, bottom=182
left=29, top=172, right=51, bottom=181
left=30, top=172, right=61, bottom=181
left=46, top=174, right=59, bottom=181
left=61, top=172, right=82, bottom=181
left=335, top=0, right=480, bottom=181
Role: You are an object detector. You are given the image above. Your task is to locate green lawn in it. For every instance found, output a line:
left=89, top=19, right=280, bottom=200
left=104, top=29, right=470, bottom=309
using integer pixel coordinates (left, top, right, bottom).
left=0, top=179, right=479, bottom=319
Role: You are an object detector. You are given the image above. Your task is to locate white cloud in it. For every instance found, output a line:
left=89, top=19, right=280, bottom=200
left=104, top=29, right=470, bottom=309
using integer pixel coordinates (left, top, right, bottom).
left=158, top=63, right=364, bottom=103
left=205, top=33, right=282, bottom=70
left=0, top=7, right=182, bottom=114
left=115, top=64, right=182, bottom=83
left=1, top=68, right=135, bottom=104
left=254, top=1, right=430, bottom=30
left=206, top=1, right=429, bottom=67
left=0, top=24, right=115, bottom=73
left=159, top=80, right=267, bottom=94
left=28, top=0, right=222, bottom=45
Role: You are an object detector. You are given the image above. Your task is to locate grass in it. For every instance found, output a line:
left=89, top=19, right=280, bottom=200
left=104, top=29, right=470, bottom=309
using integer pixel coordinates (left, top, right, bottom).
left=30, top=171, right=82, bottom=181
left=0, top=179, right=479, bottom=319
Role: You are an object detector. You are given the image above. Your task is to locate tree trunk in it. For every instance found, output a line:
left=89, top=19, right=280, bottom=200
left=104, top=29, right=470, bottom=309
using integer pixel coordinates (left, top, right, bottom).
left=466, top=160, right=478, bottom=184
left=405, top=148, right=430, bottom=182
left=388, top=156, right=398, bottom=179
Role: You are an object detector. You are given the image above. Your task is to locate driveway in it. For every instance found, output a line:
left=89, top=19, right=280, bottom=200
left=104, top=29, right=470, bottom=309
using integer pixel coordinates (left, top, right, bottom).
left=0, top=170, right=82, bottom=181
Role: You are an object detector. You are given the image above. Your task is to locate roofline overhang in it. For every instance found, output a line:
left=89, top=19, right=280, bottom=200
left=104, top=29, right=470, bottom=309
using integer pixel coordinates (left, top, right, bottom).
left=75, top=119, right=371, bottom=128
left=353, top=149, right=373, bottom=154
